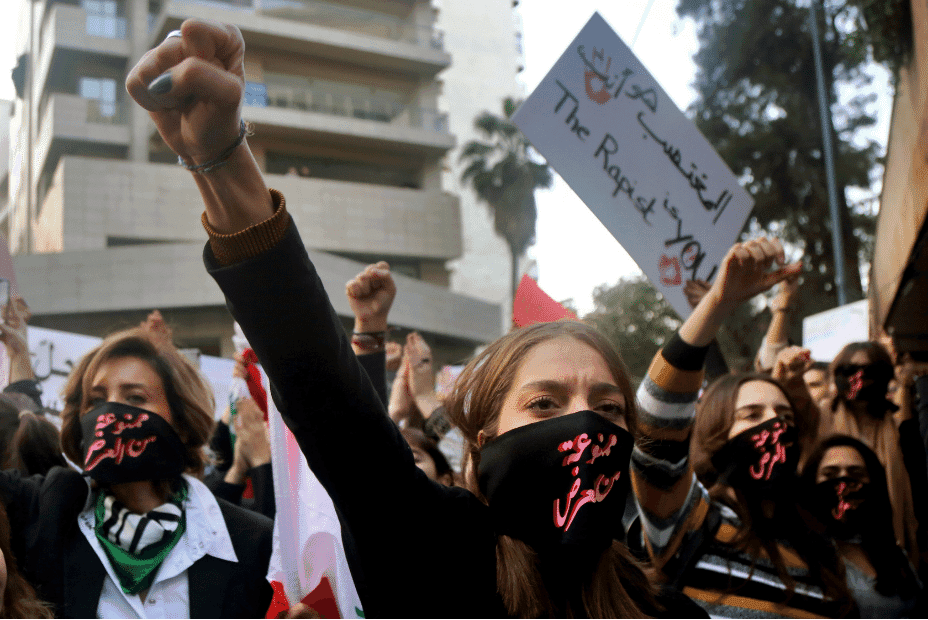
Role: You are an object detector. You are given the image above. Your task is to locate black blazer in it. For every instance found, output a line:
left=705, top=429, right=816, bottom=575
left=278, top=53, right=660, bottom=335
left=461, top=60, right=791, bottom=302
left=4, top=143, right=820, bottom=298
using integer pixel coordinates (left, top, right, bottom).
left=1, top=466, right=273, bottom=618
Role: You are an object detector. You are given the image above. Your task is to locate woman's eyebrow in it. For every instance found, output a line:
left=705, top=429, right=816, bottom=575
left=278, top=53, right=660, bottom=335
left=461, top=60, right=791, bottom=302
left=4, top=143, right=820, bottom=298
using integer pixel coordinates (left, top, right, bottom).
left=589, top=382, right=625, bottom=401
left=519, top=380, right=566, bottom=394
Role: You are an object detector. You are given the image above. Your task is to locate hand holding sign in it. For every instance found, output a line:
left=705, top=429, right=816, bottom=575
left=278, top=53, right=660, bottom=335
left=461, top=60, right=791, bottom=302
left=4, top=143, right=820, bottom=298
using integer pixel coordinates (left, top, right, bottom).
left=680, top=237, right=801, bottom=348
left=512, top=13, right=754, bottom=317
left=708, top=238, right=801, bottom=314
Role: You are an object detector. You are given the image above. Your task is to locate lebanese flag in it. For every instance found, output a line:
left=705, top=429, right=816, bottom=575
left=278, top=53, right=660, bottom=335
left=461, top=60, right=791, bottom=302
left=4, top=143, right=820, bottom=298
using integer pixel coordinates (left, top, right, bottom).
left=263, top=370, right=364, bottom=619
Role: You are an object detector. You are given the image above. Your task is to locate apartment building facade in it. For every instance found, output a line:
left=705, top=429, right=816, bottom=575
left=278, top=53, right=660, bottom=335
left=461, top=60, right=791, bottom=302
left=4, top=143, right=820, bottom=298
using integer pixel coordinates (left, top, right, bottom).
left=7, top=0, right=522, bottom=362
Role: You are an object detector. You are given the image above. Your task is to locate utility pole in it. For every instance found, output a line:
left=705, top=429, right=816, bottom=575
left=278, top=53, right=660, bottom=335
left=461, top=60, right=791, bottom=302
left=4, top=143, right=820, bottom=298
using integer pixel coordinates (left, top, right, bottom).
left=809, top=0, right=847, bottom=306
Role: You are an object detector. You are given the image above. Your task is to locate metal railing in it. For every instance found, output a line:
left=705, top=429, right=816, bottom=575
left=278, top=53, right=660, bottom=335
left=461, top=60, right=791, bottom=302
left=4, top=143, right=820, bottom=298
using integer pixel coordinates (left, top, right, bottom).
left=245, top=81, right=448, bottom=133
left=167, top=0, right=444, bottom=49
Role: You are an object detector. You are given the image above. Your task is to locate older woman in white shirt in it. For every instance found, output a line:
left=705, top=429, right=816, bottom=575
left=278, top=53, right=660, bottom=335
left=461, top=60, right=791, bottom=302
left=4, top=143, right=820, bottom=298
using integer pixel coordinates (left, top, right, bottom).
left=0, top=325, right=272, bottom=618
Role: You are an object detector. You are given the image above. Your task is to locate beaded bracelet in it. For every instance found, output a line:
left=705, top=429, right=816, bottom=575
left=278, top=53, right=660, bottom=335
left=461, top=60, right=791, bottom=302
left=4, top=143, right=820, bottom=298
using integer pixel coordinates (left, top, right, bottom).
left=178, top=119, right=250, bottom=174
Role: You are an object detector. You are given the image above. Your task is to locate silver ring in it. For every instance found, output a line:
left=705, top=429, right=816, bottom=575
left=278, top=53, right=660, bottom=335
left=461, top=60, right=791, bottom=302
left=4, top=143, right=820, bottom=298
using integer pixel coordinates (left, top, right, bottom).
left=165, top=29, right=183, bottom=41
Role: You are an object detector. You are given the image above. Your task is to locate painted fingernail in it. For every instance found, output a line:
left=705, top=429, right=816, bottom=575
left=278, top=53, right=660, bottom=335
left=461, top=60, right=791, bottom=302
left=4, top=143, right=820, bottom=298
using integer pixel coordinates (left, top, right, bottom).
left=148, top=72, right=173, bottom=95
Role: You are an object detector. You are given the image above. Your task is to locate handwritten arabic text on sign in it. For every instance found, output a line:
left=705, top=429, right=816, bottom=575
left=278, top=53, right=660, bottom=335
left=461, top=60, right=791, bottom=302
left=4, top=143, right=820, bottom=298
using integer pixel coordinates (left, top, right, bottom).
left=512, top=13, right=753, bottom=317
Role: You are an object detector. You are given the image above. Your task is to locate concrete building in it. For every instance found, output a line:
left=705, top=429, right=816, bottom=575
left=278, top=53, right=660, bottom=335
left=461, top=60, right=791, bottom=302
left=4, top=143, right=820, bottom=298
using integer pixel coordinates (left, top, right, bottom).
left=6, top=0, right=521, bottom=364
left=436, top=0, right=525, bottom=314
left=0, top=100, right=10, bottom=222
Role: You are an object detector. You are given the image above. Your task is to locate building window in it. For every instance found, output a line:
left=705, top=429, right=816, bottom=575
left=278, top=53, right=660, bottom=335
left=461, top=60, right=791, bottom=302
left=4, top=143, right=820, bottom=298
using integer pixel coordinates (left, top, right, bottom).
left=79, top=77, right=118, bottom=121
left=82, top=0, right=128, bottom=39
left=245, top=81, right=268, bottom=107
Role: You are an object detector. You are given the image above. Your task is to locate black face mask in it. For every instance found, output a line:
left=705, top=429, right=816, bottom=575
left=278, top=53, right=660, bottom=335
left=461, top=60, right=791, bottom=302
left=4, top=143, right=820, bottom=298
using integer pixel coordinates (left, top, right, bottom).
left=834, top=362, right=894, bottom=405
left=80, top=402, right=186, bottom=484
left=811, top=477, right=870, bottom=540
left=477, top=410, right=633, bottom=560
left=711, top=417, right=799, bottom=495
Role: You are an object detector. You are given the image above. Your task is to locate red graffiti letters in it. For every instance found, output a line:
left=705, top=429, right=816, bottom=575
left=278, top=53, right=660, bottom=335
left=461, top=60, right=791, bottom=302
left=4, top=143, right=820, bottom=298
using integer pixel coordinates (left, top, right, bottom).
left=553, top=432, right=623, bottom=531
left=748, top=421, right=792, bottom=481
left=554, top=471, right=623, bottom=532
left=847, top=369, right=864, bottom=400
left=85, top=435, right=158, bottom=471
left=559, top=433, right=592, bottom=467
left=94, top=412, right=150, bottom=438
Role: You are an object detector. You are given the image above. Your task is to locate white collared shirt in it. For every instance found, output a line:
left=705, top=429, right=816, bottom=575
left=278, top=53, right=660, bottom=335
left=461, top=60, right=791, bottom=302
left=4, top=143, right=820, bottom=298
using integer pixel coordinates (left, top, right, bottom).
left=77, top=474, right=239, bottom=619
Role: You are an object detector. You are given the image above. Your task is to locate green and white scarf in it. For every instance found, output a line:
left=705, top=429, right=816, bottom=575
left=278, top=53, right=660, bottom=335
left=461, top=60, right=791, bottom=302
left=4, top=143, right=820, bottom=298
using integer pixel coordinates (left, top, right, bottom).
left=94, top=484, right=188, bottom=595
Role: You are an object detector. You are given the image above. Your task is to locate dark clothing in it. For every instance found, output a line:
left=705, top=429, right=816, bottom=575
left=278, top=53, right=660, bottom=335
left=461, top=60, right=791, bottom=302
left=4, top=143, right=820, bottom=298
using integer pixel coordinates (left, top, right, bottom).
left=205, top=222, right=705, bottom=619
left=357, top=351, right=387, bottom=407
left=205, top=420, right=276, bottom=519
left=207, top=461, right=277, bottom=520
left=0, top=466, right=273, bottom=618
left=4, top=378, right=43, bottom=411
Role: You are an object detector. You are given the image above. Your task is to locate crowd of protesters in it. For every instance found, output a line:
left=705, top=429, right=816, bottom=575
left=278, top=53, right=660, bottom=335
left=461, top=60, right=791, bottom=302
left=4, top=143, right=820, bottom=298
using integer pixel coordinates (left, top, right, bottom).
left=0, top=17, right=925, bottom=619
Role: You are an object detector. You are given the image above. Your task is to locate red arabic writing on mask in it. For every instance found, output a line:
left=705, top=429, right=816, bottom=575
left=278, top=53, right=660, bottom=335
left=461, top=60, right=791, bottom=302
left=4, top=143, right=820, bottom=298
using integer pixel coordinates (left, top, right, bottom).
left=748, top=421, right=791, bottom=481
left=832, top=480, right=862, bottom=521
left=93, top=412, right=150, bottom=437
left=84, top=435, right=158, bottom=471
left=847, top=369, right=864, bottom=400
left=553, top=432, right=622, bottom=532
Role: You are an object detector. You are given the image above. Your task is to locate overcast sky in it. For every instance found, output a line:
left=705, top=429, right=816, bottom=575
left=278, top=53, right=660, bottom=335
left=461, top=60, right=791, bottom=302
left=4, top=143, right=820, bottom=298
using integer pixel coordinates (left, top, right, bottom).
left=0, top=1, right=891, bottom=314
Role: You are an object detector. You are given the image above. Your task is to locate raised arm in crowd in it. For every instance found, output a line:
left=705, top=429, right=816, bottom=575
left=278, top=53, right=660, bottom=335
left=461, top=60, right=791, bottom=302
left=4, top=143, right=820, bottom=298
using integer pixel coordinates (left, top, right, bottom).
left=125, top=19, right=711, bottom=618
left=117, top=17, right=928, bottom=620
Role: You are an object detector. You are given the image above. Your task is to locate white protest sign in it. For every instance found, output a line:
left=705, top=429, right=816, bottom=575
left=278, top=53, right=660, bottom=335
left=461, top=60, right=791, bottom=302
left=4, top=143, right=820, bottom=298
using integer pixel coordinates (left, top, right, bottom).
left=512, top=12, right=753, bottom=317
left=29, top=325, right=233, bottom=419
left=802, top=299, right=869, bottom=362
left=30, top=326, right=102, bottom=412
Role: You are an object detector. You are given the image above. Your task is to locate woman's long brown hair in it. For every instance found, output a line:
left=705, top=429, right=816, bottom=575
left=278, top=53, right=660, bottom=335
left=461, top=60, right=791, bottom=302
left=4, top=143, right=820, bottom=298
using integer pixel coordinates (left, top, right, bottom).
left=0, top=502, right=53, bottom=618
left=446, top=320, right=662, bottom=617
left=690, top=373, right=852, bottom=613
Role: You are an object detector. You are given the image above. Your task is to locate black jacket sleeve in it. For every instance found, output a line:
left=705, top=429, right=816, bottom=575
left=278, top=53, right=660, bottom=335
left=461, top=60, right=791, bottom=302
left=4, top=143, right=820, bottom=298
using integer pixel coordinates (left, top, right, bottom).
left=356, top=351, right=387, bottom=407
left=204, top=224, right=493, bottom=617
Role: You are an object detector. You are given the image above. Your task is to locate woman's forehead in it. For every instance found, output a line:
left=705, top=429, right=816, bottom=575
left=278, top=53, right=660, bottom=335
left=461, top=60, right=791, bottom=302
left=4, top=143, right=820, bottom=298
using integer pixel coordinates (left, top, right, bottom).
left=820, top=445, right=866, bottom=469
left=515, top=336, right=619, bottom=386
left=734, top=380, right=788, bottom=408
left=90, top=356, right=162, bottom=387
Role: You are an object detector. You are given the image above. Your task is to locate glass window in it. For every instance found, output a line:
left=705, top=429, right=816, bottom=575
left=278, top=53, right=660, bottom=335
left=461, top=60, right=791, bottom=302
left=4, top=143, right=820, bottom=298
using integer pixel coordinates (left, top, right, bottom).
left=79, top=77, right=118, bottom=119
left=82, top=0, right=127, bottom=39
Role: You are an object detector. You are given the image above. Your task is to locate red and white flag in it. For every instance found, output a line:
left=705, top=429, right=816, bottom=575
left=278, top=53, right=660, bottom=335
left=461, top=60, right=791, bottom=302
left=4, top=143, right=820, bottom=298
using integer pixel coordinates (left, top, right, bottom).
left=231, top=325, right=363, bottom=619
left=263, top=371, right=364, bottom=619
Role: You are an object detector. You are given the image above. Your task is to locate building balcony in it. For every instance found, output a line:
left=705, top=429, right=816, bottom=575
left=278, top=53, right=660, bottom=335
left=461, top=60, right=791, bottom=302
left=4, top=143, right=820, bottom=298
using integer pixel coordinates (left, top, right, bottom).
left=15, top=240, right=500, bottom=344
left=36, top=3, right=130, bottom=100
left=33, top=94, right=130, bottom=190
left=34, top=156, right=461, bottom=261
left=149, top=0, right=450, bottom=76
left=243, top=81, right=453, bottom=154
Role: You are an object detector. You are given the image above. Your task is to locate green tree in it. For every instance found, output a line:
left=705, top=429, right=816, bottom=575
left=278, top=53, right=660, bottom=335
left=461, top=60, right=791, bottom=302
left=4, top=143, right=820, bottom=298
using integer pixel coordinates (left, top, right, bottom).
left=677, top=0, right=887, bottom=343
left=585, top=275, right=773, bottom=382
left=583, top=276, right=681, bottom=384
left=460, top=98, right=553, bottom=301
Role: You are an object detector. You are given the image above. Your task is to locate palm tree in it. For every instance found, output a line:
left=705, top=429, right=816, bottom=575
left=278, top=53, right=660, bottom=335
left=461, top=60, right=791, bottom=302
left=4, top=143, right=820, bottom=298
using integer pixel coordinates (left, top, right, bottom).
left=459, top=97, right=553, bottom=303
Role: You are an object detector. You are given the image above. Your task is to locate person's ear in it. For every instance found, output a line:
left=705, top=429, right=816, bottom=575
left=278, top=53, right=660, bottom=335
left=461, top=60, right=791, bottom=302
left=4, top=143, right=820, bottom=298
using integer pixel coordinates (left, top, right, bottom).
left=476, top=430, right=487, bottom=448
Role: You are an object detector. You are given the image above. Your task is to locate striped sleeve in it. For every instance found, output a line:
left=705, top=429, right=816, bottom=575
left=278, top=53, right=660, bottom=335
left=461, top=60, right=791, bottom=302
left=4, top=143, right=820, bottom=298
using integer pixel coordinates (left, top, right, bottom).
left=632, top=332, right=709, bottom=568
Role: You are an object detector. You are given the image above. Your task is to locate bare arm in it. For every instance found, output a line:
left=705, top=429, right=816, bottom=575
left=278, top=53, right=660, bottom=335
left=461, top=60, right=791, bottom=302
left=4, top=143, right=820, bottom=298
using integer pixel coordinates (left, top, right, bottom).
left=633, top=238, right=801, bottom=565
left=125, top=20, right=273, bottom=234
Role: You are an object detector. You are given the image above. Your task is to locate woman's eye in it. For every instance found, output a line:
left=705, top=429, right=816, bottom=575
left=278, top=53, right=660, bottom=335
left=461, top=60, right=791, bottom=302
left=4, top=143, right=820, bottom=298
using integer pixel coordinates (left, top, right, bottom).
left=87, top=396, right=105, bottom=408
left=597, top=402, right=624, bottom=415
left=127, top=394, right=147, bottom=405
left=527, top=397, right=558, bottom=411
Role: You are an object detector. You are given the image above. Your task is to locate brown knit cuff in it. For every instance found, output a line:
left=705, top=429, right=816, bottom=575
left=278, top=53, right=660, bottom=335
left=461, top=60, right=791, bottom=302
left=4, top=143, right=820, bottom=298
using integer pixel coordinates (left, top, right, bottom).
left=202, top=189, right=290, bottom=266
